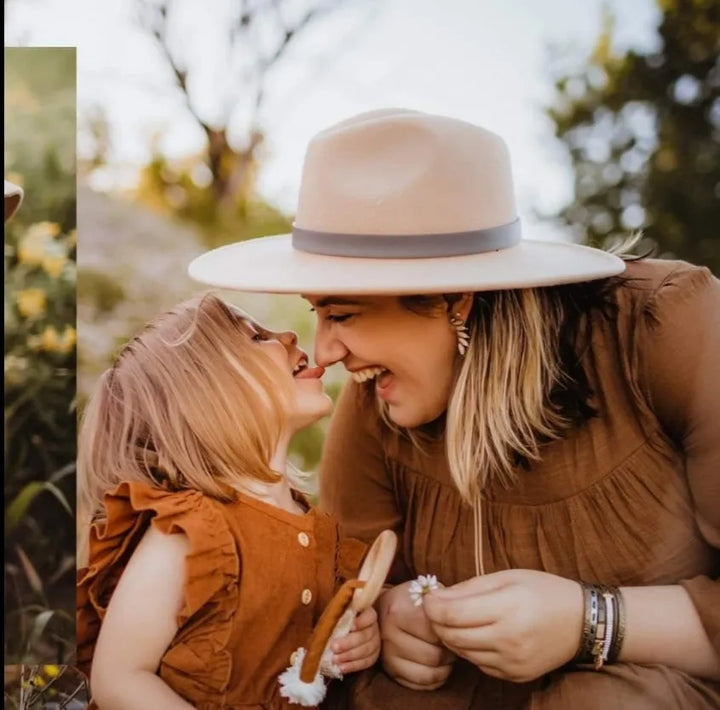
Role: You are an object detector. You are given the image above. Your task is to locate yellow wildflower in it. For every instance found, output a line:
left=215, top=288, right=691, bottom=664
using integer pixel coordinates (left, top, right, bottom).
left=42, top=253, right=67, bottom=278
left=59, top=325, right=77, bottom=353
left=18, top=222, right=60, bottom=264
left=34, top=325, right=76, bottom=354
left=16, top=288, right=47, bottom=318
left=40, top=326, right=60, bottom=351
left=17, top=222, right=61, bottom=265
left=30, top=221, right=62, bottom=239
left=43, top=664, right=61, bottom=678
left=18, top=235, right=46, bottom=264
left=4, top=354, right=29, bottom=385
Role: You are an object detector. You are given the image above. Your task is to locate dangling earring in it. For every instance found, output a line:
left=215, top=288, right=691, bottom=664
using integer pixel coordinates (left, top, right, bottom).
left=449, top=314, right=470, bottom=356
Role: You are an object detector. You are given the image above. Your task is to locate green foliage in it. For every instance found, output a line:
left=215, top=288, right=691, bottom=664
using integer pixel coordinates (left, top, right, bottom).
left=4, top=48, right=77, bottom=664
left=547, top=0, right=719, bottom=274
left=137, top=151, right=292, bottom=250
left=3, top=665, right=89, bottom=709
left=77, top=268, right=126, bottom=314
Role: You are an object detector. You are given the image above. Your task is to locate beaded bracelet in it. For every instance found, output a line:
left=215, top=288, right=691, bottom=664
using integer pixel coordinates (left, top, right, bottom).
left=573, top=582, right=599, bottom=665
left=591, top=587, right=607, bottom=670
left=574, top=582, right=626, bottom=669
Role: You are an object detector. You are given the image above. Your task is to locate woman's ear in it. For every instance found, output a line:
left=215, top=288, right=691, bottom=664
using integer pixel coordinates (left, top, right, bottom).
left=448, top=292, right=474, bottom=321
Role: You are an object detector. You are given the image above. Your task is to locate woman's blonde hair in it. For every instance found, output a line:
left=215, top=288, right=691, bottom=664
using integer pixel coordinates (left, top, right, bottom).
left=380, top=267, right=637, bottom=505
left=377, top=239, right=643, bottom=505
left=445, top=236, right=644, bottom=502
left=77, top=292, right=295, bottom=562
left=446, top=287, right=574, bottom=503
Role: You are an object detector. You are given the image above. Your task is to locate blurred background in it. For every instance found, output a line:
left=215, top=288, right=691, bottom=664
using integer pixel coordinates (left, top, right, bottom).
left=4, top=665, right=88, bottom=710
left=4, top=47, right=77, bottom=664
left=4, top=0, right=719, bottom=481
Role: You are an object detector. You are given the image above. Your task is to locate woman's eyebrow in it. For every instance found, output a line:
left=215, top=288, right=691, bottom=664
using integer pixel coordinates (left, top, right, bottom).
left=313, top=297, right=366, bottom=308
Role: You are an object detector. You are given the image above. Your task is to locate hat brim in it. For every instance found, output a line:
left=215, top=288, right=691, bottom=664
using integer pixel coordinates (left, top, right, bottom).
left=188, top=234, right=626, bottom=295
left=4, top=180, right=24, bottom=223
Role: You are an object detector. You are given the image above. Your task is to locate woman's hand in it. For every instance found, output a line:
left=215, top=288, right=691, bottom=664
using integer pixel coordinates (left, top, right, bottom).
left=331, top=606, right=381, bottom=674
left=422, top=570, right=583, bottom=683
left=376, top=581, right=457, bottom=691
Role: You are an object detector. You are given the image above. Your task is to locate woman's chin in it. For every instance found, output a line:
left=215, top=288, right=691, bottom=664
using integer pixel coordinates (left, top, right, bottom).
left=386, top=402, right=442, bottom=430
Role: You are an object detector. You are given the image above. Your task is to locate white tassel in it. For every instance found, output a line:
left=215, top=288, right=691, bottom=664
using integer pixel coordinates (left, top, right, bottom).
left=278, top=647, right=327, bottom=706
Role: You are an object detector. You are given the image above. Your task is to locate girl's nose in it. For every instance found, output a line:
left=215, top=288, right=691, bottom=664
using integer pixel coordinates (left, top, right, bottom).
left=278, top=330, right=298, bottom=347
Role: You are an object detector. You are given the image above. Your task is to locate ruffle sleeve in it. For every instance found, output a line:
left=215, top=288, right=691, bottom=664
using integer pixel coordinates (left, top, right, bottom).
left=637, top=264, right=720, bottom=655
left=76, top=480, right=239, bottom=696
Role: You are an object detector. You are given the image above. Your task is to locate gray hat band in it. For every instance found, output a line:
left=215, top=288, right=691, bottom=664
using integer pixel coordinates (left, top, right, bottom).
left=292, top=218, right=522, bottom=259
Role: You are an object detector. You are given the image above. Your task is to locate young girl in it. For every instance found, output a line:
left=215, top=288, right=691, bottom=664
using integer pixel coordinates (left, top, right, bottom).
left=76, top=293, right=381, bottom=709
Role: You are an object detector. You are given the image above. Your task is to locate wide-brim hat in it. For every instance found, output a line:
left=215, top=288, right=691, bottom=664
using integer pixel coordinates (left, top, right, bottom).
left=5, top=180, right=24, bottom=223
left=188, top=109, right=625, bottom=295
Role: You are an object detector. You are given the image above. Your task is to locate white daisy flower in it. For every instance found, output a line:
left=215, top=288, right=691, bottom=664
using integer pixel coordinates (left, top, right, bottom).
left=409, top=574, right=440, bottom=606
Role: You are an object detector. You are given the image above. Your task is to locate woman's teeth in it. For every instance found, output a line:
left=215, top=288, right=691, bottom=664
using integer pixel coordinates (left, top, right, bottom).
left=351, top=366, right=387, bottom=383
left=292, top=359, right=308, bottom=375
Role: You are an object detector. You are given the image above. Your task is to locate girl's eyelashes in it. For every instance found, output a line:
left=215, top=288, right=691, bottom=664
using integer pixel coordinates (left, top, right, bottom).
left=251, top=330, right=268, bottom=341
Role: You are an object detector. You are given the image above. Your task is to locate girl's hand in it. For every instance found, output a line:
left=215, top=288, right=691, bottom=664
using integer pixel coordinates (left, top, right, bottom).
left=377, top=581, right=457, bottom=691
left=423, top=570, right=583, bottom=683
left=331, top=606, right=381, bottom=674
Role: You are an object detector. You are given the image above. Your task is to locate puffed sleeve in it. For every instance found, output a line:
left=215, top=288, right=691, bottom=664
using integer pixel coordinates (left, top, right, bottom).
left=76, top=481, right=239, bottom=696
left=638, top=264, right=720, bottom=653
left=319, top=380, right=409, bottom=582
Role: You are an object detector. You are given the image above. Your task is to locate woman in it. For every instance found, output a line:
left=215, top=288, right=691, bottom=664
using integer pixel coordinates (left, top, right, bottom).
left=188, top=109, right=720, bottom=709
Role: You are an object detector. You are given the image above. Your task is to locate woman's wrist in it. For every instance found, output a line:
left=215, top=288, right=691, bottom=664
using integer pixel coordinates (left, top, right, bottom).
left=617, top=585, right=720, bottom=678
left=571, top=582, right=626, bottom=670
left=569, top=582, right=719, bottom=679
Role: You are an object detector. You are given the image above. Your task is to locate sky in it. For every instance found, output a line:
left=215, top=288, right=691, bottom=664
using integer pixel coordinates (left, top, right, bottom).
left=5, top=0, right=662, bottom=242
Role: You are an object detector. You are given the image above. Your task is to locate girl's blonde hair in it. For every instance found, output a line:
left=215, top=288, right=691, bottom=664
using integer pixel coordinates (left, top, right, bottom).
left=77, top=292, right=295, bottom=562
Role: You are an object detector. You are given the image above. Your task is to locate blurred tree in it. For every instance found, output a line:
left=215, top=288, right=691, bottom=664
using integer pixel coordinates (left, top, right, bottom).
left=135, top=0, right=358, bottom=241
left=547, top=0, right=720, bottom=274
left=81, top=104, right=111, bottom=173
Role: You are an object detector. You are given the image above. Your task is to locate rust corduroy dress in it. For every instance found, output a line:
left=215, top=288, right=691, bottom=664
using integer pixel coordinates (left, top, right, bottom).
left=319, top=260, right=720, bottom=710
left=77, top=481, right=367, bottom=709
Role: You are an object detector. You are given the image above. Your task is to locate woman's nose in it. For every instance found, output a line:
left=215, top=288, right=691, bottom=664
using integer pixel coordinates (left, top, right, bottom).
left=313, top=324, right=348, bottom=368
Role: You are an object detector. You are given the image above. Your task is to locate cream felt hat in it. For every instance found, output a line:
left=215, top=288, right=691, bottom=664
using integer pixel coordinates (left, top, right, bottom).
left=188, top=109, right=625, bottom=295
left=5, top=180, right=24, bottom=223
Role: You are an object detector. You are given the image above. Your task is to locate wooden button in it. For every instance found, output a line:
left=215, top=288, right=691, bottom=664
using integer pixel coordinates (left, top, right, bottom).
left=298, top=532, right=310, bottom=547
left=301, top=588, right=313, bottom=605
